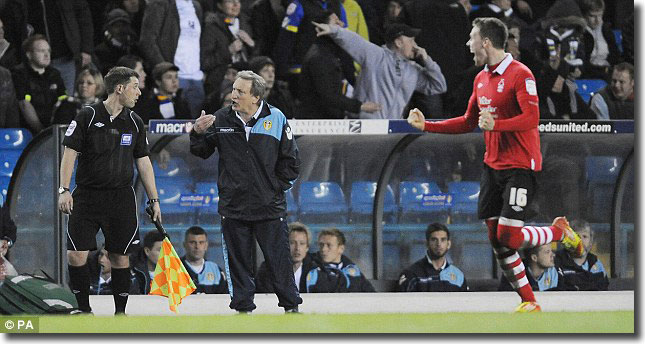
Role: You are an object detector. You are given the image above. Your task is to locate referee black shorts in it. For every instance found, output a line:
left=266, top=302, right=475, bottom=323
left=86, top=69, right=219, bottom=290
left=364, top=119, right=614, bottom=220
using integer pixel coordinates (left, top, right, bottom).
left=66, top=186, right=140, bottom=254
left=478, top=165, right=538, bottom=222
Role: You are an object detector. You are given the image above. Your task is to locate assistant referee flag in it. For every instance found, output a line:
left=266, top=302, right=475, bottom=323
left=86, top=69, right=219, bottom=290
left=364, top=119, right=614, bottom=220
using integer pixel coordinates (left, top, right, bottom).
left=149, top=237, right=196, bottom=312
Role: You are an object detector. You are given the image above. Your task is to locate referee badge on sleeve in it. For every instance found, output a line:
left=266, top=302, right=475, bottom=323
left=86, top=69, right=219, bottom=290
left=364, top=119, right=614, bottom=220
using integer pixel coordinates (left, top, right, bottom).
left=121, top=133, right=133, bottom=145
left=65, top=120, right=77, bottom=136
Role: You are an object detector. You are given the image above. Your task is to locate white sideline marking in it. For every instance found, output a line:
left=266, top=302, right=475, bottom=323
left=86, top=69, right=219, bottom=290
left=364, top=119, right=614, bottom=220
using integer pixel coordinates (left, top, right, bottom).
left=88, top=291, right=634, bottom=316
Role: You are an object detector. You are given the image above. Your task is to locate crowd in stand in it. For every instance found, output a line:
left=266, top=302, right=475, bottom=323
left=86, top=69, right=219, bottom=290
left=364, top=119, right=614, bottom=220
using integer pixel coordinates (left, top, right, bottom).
left=0, top=0, right=634, bottom=136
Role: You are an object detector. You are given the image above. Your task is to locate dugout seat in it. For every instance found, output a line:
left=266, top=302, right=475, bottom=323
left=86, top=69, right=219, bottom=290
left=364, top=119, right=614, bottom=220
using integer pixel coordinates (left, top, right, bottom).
left=585, top=156, right=623, bottom=221
left=286, top=188, right=297, bottom=222
left=0, top=129, right=32, bottom=150
left=448, top=181, right=480, bottom=223
left=398, top=181, right=448, bottom=223
left=349, top=181, right=397, bottom=224
left=153, top=157, right=190, bottom=178
left=298, top=181, right=348, bottom=223
left=613, top=29, right=623, bottom=54
left=0, top=150, right=22, bottom=177
left=194, top=182, right=219, bottom=224
left=0, top=176, right=9, bottom=199
left=153, top=177, right=195, bottom=225
left=575, top=79, right=607, bottom=103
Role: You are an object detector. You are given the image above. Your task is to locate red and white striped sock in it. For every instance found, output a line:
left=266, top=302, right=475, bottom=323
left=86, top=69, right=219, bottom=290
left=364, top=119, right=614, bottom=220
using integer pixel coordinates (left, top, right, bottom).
left=497, top=217, right=564, bottom=249
left=495, top=246, right=535, bottom=302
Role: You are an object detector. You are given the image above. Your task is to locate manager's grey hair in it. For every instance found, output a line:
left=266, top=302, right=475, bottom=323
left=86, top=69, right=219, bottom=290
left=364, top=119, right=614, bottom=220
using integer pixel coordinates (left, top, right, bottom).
left=236, top=70, right=267, bottom=103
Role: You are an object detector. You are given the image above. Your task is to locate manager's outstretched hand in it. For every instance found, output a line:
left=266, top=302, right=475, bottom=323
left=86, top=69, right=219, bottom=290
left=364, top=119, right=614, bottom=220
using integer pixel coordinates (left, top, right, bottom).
left=193, top=110, right=216, bottom=134
left=407, top=108, right=426, bottom=131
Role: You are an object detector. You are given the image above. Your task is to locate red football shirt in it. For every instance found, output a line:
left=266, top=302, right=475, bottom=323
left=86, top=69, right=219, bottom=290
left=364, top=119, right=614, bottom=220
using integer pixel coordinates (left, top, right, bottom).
left=424, top=53, right=542, bottom=171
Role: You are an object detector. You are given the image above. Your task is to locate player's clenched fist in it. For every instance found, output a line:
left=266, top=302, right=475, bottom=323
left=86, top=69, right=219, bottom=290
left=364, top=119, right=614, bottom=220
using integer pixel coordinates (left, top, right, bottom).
left=194, top=110, right=216, bottom=134
left=478, top=110, right=495, bottom=131
left=407, top=108, right=426, bottom=131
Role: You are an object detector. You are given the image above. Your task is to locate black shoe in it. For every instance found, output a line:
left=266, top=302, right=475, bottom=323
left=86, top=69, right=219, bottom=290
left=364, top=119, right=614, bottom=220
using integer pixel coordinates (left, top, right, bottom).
left=285, top=307, right=300, bottom=314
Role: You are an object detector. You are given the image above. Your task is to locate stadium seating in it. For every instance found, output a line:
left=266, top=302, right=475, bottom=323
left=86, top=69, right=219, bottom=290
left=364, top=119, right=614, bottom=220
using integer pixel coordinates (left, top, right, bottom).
left=0, top=129, right=32, bottom=150
left=152, top=157, right=190, bottom=178
left=575, top=79, right=607, bottom=103
left=298, top=181, right=348, bottom=223
left=448, top=181, right=480, bottom=223
left=398, top=181, right=448, bottom=223
left=154, top=177, right=195, bottom=224
left=0, top=176, right=9, bottom=199
left=349, top=181, right=397, bottom=224
left=286, top=188, right=297, bottom=222
left=194, top=181, right=219, bottom=224
left=585, top=156, right=623, bottom=221
left=0, top=151, right=22, bottom=177
left=613, top=29, right=623, bottom=54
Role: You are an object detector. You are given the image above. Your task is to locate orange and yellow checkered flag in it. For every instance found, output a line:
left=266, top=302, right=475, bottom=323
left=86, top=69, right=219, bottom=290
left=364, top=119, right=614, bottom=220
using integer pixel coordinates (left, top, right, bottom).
left=149, top=237, right=196, bottom=313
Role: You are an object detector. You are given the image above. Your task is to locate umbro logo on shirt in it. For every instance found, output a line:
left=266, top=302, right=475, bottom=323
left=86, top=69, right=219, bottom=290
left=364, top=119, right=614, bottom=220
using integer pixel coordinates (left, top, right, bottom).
left=94, top=122, right=105, bottom=127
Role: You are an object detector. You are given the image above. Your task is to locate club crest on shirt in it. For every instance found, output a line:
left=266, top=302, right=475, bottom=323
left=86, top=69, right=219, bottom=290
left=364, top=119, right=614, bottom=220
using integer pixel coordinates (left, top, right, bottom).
left=263, top=120, right=272, bottom=130
left=206, top=272, right=215, bottom=281
left=477, top=82, right=483, bottom=88
left=121, top=133, right=132, bottom=145
left=497, top=79, right=505, bottom=93
left=525, top=78, right=537, bottom=95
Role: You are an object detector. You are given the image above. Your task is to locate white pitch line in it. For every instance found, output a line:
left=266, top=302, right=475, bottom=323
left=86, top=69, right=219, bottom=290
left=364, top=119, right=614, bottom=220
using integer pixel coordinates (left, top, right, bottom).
left=88, top=291, right=634, bottom=316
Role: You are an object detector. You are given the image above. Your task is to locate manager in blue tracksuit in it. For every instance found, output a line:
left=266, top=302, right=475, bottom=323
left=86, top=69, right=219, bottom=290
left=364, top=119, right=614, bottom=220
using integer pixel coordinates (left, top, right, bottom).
left=189, top=70, right=302, bottom=313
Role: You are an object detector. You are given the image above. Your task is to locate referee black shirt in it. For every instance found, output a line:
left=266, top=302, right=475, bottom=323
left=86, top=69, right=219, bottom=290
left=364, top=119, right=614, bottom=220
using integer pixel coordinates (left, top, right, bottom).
left=62, top=102, right=149, bottom=189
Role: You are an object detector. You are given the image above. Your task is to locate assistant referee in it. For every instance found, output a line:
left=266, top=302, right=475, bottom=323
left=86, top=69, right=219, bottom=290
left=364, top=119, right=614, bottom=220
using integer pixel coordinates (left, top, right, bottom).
left=58, top=66, right=162, bottom=315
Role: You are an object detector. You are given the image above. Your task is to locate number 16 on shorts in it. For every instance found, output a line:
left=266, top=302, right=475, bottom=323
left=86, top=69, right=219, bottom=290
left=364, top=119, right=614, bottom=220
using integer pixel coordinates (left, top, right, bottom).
left=509, top=187, right=527, bottom=211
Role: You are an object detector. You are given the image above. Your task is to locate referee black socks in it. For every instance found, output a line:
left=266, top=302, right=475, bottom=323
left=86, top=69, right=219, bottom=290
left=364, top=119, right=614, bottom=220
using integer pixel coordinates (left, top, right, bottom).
left=68, top=264, right=91, bottom=312
left=111, top=268, right=131, bottom=314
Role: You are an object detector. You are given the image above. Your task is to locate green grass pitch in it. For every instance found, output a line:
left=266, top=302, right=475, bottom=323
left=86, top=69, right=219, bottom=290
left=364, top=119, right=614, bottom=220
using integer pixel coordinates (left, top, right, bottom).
left=35, top=311, right=634, bottom=333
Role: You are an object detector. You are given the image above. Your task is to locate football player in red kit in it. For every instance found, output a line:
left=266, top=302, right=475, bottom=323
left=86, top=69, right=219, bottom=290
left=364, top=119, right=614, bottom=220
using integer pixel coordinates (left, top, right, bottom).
left=407, top=17, right=585, bottom=312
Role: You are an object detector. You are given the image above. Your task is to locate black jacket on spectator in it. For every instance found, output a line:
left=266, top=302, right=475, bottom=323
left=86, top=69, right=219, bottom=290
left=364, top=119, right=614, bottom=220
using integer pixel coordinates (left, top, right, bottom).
left=554, top=249, right=609, bottom=291
left=201, top=11, right=256, bottom=96
left=305, top=253, right=375, bottom=293
left=581, top=23, right=621, bottom=80
left=139, top=0, right=204, bottom=68
left=1, top=0, right=94, bottom=64
left=0, top=202, right=17, bottom=248
left=134, top=88, right=192, bottom=124
left=52, top=98, right=99, bottom=126
left=267, top=81, right=297, bottom=119
left=272, top=0, right=345, bottom=78
left=249, top=0, right=285, bottom=58
left=130, top=249, right=153, bottom=294
left=298, top=36, right=361, bottom=119
left=87, top=250, right=142, bottom=295
left=0, top=66, right=20, bottom=129
left=94, top=36, right=140, bottom=76
left=399, top=1, right=472, bottom=106
left=621, top=13, right=634, bottom=64
left=11, top=62, right=67, bottom=132
left=397, top=252, right=468, bottom=292
left=256, top=253, right=317, bottom=293
left=594, top=87, right=634, bottom=120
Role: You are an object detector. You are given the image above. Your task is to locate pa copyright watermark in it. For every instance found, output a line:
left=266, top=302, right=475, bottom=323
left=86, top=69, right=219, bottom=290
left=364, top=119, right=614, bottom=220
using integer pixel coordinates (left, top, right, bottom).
left=0, top=317, right=38, bottom=333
